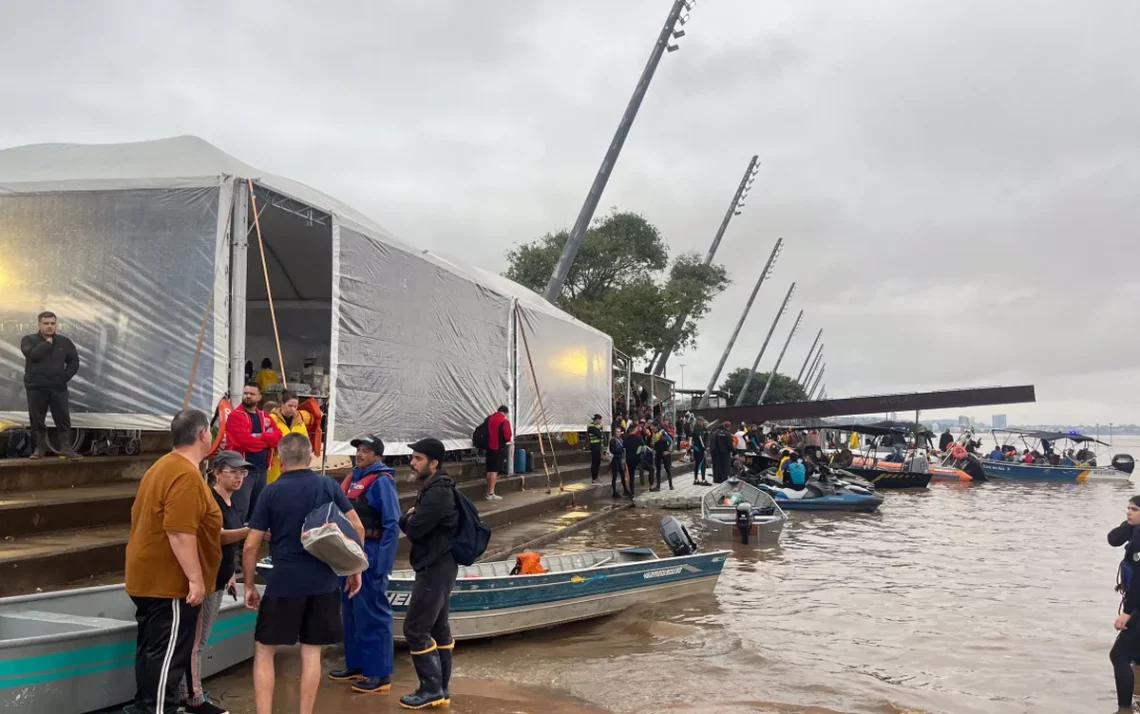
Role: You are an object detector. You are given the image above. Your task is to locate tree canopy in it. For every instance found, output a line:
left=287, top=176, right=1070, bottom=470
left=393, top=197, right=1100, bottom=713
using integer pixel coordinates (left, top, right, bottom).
left=719, top=367, right=808, bottom=406
left=505, top=211, right=729, bottom=362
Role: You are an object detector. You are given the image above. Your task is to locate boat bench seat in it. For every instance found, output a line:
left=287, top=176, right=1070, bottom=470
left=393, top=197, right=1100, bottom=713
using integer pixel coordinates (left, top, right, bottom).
left=0, top=610, right=134, bottom=639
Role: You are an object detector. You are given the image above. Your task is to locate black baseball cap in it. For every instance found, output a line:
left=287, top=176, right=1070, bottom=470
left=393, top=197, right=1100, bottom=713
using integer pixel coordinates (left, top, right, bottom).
left=408, top=437, right=446, bottom=464
left=212, top=450, right=253, bottom=470
left=350, top=434, right=385, bottom=456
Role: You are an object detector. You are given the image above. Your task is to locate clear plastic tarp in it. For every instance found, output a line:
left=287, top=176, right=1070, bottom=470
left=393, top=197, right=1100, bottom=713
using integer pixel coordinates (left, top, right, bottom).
left=0, top=187, right=226, bottom=429
left=331, top=224, right=512, bottom=454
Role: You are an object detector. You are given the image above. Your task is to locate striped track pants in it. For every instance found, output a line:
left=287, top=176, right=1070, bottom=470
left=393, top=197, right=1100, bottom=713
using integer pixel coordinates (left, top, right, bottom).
left=130, top=595, right=201, bottom=714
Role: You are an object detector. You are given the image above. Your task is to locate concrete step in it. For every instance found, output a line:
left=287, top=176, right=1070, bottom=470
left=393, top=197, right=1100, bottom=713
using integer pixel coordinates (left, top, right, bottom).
left=0, top=524, right=130, bottom=596
left=0, top=454, right=154, bottom=494
left=0, top=483, right=138, bottom=538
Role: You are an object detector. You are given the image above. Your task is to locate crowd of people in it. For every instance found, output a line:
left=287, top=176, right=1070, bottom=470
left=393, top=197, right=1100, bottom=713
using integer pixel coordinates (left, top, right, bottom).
left=122, top=408, right=461, bottom=714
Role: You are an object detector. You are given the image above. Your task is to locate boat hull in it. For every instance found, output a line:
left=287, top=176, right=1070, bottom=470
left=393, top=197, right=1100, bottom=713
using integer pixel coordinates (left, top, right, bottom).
left=841, top=466, right=931, bottom=489
left=772, top=493, right=883, bottom=512
left=0, top=584, right=256, bottom=714
left=386, top=550, right=728, bottom=642
left=981, top=460, right=1131, bottom=482
left=702, top=516, right=784, bottom=546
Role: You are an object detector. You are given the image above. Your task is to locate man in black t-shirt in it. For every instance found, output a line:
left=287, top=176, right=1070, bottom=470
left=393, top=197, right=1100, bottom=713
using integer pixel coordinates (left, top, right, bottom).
left=178, top=450, right=250, bottom=714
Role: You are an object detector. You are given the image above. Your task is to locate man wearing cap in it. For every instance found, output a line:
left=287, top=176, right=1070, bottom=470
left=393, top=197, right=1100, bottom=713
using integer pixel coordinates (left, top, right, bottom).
left=327, top=435, right=401, bottom=694
left=398, top=438, right=459, bottom=710
left=586, top=414, right=604, bottom=483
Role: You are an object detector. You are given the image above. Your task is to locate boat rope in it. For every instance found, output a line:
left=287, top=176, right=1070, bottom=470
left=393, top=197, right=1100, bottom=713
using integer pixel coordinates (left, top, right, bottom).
left=248, top=178, right=287, bottom=386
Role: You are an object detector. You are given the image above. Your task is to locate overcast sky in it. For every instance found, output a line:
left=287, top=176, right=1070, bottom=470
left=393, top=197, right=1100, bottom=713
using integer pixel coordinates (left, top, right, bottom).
left=2, top=0, right=1138, bottom=425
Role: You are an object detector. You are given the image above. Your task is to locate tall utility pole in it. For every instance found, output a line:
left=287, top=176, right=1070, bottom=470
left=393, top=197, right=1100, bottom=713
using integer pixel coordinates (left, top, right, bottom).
left=808, top=366, right=825, bottom=400
left=734, top=282, right=796, bottom=406
left=794, top=329, right=822, bottom=385
left=544, top=0, right=692, bottom=302
left=647, top=154, right=760, bottom=375
left=803, top=349, right=823, bottom=391
left=698, top=239, right=782, bottom=407
left=756, top=309, right=803, bottom=405
left=817, top=386, right=828, bottom=401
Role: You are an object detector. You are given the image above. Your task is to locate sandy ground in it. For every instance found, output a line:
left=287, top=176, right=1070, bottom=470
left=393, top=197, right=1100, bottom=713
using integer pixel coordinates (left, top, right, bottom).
left=201, top=645, right=610, bottom=714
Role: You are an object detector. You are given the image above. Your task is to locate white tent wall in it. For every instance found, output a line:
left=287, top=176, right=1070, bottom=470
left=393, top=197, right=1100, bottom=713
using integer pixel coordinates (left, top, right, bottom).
left=0, top=185, right=228, bottom=430
left=515, top=303, right=613, bottom=435
left=328, top=223, right=514, bottom=455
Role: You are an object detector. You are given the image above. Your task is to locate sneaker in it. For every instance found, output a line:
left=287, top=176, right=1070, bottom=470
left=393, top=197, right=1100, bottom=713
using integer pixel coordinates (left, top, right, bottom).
left=186, top=701, right=230, bottom=714
left=485, top=493, right=503, bottom=501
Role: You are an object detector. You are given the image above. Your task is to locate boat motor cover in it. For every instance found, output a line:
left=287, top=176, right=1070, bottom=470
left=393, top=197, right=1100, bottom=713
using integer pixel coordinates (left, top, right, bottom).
left=661, top=516, right=697, bottom=557
left=1113, top=454, right=1136, bottom=475
left=302, top=502, right=369, bottom=576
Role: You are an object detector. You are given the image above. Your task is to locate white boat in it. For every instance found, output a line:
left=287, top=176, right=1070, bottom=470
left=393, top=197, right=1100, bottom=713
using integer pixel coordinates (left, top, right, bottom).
left=0, top=583, right=258, bottom=714
left=701, top=479, right=787, bottom=545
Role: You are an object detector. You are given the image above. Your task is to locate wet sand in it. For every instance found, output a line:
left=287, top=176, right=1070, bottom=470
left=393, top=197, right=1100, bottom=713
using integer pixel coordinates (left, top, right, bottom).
left=203, top=645, right=609, bottom=714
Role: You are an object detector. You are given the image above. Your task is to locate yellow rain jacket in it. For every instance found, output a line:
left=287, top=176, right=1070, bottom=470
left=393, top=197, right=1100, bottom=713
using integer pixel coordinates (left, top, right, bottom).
left=267, top=407, right=311, bottom=483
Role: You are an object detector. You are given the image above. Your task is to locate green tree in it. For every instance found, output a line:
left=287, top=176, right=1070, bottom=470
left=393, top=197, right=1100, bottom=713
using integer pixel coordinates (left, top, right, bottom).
left=505, top=211, right=728, bottom=361
left=719, top=367, right=808, bottom=406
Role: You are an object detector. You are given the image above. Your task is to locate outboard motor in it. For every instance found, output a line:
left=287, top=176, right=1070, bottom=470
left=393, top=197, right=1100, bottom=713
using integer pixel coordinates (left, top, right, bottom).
left=660, top=516, right=698, bottom=556
left=735, top=502, right=753, bottom=545
left=1113, top=454, right=1136, bottom=475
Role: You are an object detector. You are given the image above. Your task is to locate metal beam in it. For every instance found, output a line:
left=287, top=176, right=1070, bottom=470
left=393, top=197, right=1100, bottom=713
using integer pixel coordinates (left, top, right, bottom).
left=698, top=239, right=782, bottom=407
left=544, top=0, right=690, bottom=302
left=693, top=385, right=1037, bottom=424
left=803, top=349, right=823, bottom=390
left=734, top=281, right=795, bottom=405
left=757, top=309, right=802, bottom=405
left=229, top=181, right=248, bottom=399
left=648, top=154, right=759, bottom=375
left=807, top=365, right=825, bottom=400
left=795, top=329, right=822, bottom=385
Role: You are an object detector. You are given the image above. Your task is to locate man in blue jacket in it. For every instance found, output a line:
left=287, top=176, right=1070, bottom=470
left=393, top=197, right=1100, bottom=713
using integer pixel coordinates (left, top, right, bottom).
left=328, top=434, right=402, bottom=693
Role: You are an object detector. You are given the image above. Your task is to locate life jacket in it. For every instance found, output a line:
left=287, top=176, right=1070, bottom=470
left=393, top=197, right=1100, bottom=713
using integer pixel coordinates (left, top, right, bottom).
left=511, top=552, right=547, bottom=575
left=208, top=397, right=235, bottom=457
left=298, top=398, right=323, bottom=455
left=341, top=463, right=393, bottom=539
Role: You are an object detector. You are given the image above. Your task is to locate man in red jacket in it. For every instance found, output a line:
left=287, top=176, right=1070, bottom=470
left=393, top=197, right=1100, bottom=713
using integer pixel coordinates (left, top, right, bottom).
left=226, top=382, right=282, bottom=521
left=484, top=405, right=512, bottom=501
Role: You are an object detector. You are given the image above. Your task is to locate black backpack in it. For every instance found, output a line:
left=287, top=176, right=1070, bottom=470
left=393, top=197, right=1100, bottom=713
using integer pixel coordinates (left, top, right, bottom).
left=472, top=419, right=490, bottom=451
left=4, top=428, right=34, bottom=459
left=451, top=489, right=491, bottom=566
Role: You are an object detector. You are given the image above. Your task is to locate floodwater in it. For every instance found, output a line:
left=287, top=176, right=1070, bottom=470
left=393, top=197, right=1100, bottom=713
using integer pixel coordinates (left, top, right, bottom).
left=452, top=435, right=1140, bottom=714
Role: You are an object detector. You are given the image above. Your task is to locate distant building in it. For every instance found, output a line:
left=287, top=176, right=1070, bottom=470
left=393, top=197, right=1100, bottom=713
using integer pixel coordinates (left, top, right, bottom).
left=958, top=415, right=970, bottom=428
left=992, top=414, right=1008, bottom=429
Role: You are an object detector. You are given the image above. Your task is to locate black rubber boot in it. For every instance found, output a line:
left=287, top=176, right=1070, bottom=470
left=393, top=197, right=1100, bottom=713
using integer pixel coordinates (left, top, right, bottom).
left=30, top=431, right=47, bottom=460
left=399, top=650, right=445, bottom=709
left=58, top=428, right=82, bottom=461
left=327, top=667, right=363, bottom=681
left=438, top=644, right=453, bottom=705
left=352, top=675, right=391, bottom=693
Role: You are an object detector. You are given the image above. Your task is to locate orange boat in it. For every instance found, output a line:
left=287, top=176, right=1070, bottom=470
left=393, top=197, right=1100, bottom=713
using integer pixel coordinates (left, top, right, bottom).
left=850, top=455, right=971, bottom=482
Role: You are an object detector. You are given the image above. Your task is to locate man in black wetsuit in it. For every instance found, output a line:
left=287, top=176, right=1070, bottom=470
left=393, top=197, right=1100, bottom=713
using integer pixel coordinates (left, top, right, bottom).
left=586, top=414, right=604, bottom=484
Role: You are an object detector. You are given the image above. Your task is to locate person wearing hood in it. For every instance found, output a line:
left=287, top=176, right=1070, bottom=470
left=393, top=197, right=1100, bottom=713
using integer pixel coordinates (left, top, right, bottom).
left=327, top=435, right=401, bottom=694
left=268, top=391, right=311, bottom=484
left=398, top=438, right=459, bottom=710
left=710, top=421, right=735, bottom=484
left=939, top=428, right=954, bottom=452
left=1109, top=495, right=1140, bottom=711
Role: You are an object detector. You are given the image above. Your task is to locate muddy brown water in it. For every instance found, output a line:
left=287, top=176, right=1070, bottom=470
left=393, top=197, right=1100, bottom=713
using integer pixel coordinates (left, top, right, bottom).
left=451, top=476, right=1136, bottom=714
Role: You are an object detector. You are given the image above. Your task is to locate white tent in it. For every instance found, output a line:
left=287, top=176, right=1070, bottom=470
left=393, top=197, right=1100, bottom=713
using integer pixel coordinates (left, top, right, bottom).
left=0, top=136, right=612, bottom=454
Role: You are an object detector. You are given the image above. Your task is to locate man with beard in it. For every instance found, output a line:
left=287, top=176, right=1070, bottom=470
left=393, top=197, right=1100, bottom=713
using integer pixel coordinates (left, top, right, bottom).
left=225, top=382, right=282, bottom=521
left=398, top=438, right=459, bottom=710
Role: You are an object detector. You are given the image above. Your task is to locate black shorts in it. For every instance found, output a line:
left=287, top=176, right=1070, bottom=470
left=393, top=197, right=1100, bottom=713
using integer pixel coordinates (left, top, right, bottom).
left=485, top=448, right=507, bottom=474
left=254, top=589, right=342, bottom=646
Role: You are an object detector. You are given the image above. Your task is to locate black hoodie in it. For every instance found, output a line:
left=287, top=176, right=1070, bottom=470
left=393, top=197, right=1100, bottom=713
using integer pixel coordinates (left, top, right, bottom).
left=1108, top=521, right=1140, bottom=614
left=399, top=470, right=459, bottom=572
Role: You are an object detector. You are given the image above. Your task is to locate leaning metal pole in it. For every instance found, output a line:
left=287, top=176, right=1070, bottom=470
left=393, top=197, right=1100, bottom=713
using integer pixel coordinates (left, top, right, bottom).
left=756, top=309, right=803, bottom=405
left=808, top=366, right=826, bottom=400
left=543, top=0, right=690, bottom=302
left=698, top=238, right=782, bottom=407
left=803, top=348, right=823, bottom=391
left=734, top=281, right=796, bottom=406
left=794, top=329, right=822, bottom=385
left=648, top=154, right=760, bottom=375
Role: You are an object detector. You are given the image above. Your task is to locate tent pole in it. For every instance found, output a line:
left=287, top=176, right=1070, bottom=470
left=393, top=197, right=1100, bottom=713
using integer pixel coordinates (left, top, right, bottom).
left=507, top=300, right=518, bottom=481
left=229, top=181, right=248, bottom=400
left=247, top=179, right=287, bottom=385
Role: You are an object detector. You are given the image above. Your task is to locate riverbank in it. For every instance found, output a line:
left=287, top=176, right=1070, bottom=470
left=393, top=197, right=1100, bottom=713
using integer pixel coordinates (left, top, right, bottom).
left=200, top=644, right=611, bottom=714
